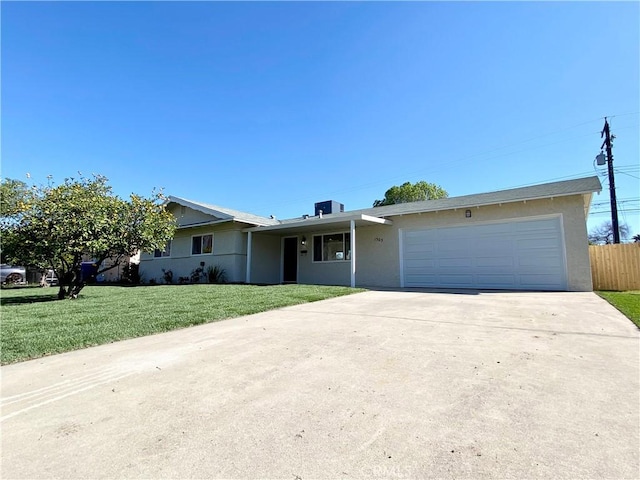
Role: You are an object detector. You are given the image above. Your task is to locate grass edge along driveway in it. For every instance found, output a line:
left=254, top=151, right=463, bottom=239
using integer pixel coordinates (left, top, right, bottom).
left=0, top=284, right=365, bottom=365
left=597, top=290, right=640, bottom=328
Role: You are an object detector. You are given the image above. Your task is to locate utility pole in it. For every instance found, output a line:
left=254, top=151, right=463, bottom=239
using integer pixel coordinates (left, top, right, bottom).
left=601, top=117, right=620, bottom=244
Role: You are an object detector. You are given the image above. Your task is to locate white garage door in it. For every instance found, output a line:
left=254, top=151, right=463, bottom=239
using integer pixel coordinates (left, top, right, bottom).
left=401, top=216, right=567, bottom=291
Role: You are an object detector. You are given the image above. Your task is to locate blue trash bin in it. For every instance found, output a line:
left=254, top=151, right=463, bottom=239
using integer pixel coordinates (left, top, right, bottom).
left=81, top=262, right=99, bottom=282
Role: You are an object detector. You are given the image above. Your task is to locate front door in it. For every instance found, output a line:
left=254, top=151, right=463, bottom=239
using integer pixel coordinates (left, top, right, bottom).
left=283, top=237, right=298, bottom=283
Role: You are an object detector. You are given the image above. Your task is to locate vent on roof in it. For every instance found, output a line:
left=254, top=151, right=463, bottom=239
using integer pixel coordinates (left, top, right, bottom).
left=314, top=200, right=344, bottom=216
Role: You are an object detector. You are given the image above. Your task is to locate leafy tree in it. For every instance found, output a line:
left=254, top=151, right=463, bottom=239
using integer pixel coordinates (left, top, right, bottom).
left=634, top=234, right=640, bottom=243
left=0, top=178, right=33, bottom=219
left=588, top=221, right=630, bottom=245
left=0, top=179, right=34, bottom=264
left=373, top=181, right=448, bottom=207
left=1, top=175, right=175, bottom=299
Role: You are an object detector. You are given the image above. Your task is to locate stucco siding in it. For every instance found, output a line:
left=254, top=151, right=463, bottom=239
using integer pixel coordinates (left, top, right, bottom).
left=250, top=235, right=281, bottom=284
left=139, top=224, right=248, bottom=284
left=298, top=244, right=350, bottom=286
left=558, top=197, right=592, bottom=291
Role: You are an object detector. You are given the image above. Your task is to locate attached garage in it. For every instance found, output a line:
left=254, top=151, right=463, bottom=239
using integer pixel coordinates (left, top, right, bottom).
left=401, top=216, right=567, bottom=291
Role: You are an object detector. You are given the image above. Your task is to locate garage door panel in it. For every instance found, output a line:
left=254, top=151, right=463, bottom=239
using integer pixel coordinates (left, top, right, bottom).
left=403, top=251, right=435, bottom=261
left=476, top=256, right=514, bottom=268
left=473, top=223, right=512, bottom=236
left=405, top=241, right=435, bottom=251
left=405, top=274, right=439, bottom=286
left=405, top=231, right=434, bottom=241
left=475, top=238, right=513, bottom=253
left=437, top=257, right=474, bottom=268
left=402, top=217, right=567, bottom=291
left=439, top=274, right=475, bottom=285
left=518, top=255, right=561, bottom=268
left=404, top=248, right=435, bottom=258
left=437, top=239, right=470, bottom=253
left=519, top=274, right=564, bottom=287
left=405, top=260, right=436, bottom=270
left=516, top=237, right=560, bottom=250
left=514, top=218, right=556, bottom=230
left=476, top=274, right=517, bottom=285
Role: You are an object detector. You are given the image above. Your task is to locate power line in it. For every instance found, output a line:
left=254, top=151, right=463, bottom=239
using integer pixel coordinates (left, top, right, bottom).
left=607, top=111, right=640, bottom=119
left=591, top=209, right=639, bottom=216
left=613, top=169, right=640, bottom=180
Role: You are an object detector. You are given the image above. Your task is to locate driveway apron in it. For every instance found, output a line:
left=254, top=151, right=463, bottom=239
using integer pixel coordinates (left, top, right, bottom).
left=1, top=290, right=638, bottom=479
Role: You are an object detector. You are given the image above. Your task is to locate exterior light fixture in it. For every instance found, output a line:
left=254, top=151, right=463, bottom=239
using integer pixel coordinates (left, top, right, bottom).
left=301, top=236, right=307, bottom=246
left=465, top=210, right=472, bottom=218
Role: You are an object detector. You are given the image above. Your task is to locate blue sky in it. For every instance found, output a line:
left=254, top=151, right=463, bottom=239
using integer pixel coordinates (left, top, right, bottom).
left=2, top=2, right=639, bottom=236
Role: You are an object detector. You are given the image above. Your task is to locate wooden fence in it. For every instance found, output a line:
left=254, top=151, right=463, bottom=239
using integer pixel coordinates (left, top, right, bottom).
left=589, top=243, right=640, bottom=291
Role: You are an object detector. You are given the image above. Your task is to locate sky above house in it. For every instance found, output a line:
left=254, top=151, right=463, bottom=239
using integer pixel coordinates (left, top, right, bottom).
left=2, top=1, right=639, bottom=237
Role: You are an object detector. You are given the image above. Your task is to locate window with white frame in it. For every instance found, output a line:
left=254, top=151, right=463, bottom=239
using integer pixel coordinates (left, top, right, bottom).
left=313, top=232, right=351, bottom=262
left=192, top=234, right=213, bottom=255
left=154, top=240, right=171, bottom=258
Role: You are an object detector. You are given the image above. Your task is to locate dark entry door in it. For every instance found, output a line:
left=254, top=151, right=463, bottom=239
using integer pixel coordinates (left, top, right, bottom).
left=283, top=237, right=298, bottom=283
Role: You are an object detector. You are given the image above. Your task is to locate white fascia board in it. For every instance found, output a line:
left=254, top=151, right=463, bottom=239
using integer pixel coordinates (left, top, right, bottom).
left=243, top=214, right=392, bottom=233
left=360, top=214, right=393, bottom=225
left=176, top=218, right=234, bottom=229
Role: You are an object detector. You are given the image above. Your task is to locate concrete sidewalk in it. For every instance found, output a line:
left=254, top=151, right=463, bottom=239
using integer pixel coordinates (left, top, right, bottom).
left=1, top=290, right=638, bottom=479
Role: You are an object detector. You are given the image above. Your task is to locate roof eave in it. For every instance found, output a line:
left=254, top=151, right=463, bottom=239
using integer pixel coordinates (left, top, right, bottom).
left=243, top=213, right=392, bottom=233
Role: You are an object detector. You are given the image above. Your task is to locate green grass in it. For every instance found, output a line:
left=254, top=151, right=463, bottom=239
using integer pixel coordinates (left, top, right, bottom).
left=597, top=291, right=640, bottom=328
left=0, top=284, right=365, bottom=364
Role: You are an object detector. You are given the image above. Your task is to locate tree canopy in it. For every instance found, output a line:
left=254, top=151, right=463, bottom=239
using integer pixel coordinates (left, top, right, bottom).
left=1, top=175, right=176, bottom=299
left=0, top=178, right=33, bottom=219
left=588, top=221, right=630, bottom=245
left=373, top=181, right=448, bottom=207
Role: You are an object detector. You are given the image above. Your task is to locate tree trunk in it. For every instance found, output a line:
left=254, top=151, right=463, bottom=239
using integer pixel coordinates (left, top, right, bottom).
left=57, top=281, right=85, bottom=299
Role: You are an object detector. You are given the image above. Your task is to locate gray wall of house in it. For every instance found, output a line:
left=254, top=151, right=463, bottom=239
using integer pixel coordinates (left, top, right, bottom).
left=354, top=195, right=592, bottom=291
left=139, top=224, right=247, bottom=284
left=249, top=235, right=281, bottom=284
left=298, top=245, right=351, bottom=286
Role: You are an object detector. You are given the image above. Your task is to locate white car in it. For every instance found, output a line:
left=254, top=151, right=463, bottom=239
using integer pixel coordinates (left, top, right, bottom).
left=43, top=269, right=59, bottom=286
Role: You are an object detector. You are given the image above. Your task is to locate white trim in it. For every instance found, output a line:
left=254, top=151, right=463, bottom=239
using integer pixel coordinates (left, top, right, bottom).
left=190, top=233, right=214, bottom=256
left=246, top=231, right=252, bottom=284
left=176, top=218, right=234, bottom=229
left=398, top=229, right=404, bottom=288
left=350, top=220, right=356, bottom=288
left=557, top=213, right=569, bottom=291
left=244, top=214, right=393, bottom=233
left=360, top=214, right=392, bottom=225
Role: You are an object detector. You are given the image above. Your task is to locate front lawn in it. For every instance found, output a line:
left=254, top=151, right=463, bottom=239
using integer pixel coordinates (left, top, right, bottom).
left=597, top=291, right=640, bottom=328
left=0, top=284, right=364, bottom=364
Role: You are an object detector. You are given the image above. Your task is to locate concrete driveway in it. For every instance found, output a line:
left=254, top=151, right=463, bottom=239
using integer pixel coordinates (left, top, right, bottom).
left=1, top=290, right=638, bottom=479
